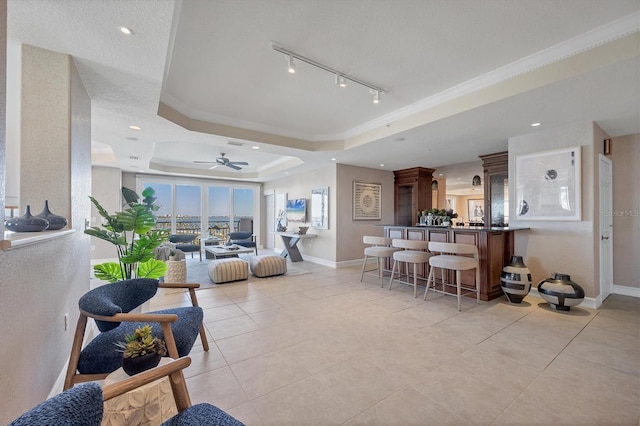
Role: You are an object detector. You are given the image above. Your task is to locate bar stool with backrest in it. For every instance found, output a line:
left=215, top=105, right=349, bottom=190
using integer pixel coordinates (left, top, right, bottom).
left=360, top=236, right=400, bottom=287
left=423, top=241, right=480, bottom=311
left=389, top=239, right=431, bottom=298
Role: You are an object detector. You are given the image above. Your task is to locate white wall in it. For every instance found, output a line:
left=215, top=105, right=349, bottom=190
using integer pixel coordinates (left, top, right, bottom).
left=90, top=167, right=122, bottom=260
left=509, top=122, right=600, bottom=298
left=0, top=45, right=92, bottom=423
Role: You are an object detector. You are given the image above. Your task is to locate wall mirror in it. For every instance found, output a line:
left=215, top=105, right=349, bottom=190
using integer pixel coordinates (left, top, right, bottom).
left=311, top=187, right=329, bottom=229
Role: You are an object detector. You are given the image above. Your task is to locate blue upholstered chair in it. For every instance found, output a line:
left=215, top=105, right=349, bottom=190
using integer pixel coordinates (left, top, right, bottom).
left=64, top=278, right=209, bottom=390
left=11, top=358, right=244, bottom=426
left=170, top=234, right=202, bottom=260
left=227, top=231, right=257, bottom=254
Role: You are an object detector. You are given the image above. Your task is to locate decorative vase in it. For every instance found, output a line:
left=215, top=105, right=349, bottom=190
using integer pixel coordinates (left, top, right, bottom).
left=500, top=256, right=532, bottom=303
left=35, top=200, right=67, bottom=230
left=165, top=259, right=187, bottom=283
left=537, top=273, right=585, bottom=311
left=4, top=205, right=49, bottom=232
left=122, top=352, right=161, bottom=376
left=419, top=212, right=427, bottom=225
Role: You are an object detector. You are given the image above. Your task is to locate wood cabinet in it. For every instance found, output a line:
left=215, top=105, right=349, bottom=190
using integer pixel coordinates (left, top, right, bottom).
left=393, top=167, right=435, bottom=226
left=382, top=225, right=525, bottom=301
left=479, top=152, right=509, bottom=227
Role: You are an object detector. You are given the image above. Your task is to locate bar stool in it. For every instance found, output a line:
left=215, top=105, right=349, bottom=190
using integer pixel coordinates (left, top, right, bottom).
left=360, top=236, right=400, bottom=287
left=389, top=239, right=431, bottom=298
left=424, top=241, right=479, bottom=311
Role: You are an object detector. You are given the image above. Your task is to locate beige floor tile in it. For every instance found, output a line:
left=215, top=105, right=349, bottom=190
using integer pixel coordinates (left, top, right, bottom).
left=230, top=351, right=312, bottom=399
left=203, top=303, right=248, bottom=323
left=249, top=307, right=302, bottom=328
left=197, top=293, right=236, bottom=309
left=236, top=298, right=283, bottom=314
left=432, top=310, right=517, bottom=344
left=250, top=377, right=354, bottom=425
left=184, top=343, right=229, bottom=378
left=492, top=396, right=569, bottom=425
left=344, top=386, right=467, bottom=425
left=276, top=338, right=360, bottom=374
left=186, top=366, right=248, bottom=411
left=313, top=357, right=406, bottom=418
left=563, top=336, right=640, bottom=376
left=410, top=367, right=517, bottom=424
left=576, top=323, right=640, bottom=353
left=270, top=291, right=314, bottom=306
left=226, top=401, right=264, bottom=425
left=216, top=330, right=279, bottom=364
left=206, top=315, right=261, bottom=340
left=588, top=312, right=640, bottom=336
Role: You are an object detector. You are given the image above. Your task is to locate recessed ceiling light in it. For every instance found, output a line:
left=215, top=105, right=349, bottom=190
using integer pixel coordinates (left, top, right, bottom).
left=252, top=146, right=260, bottom=150
left=119, top=26, right=133, bottom=35
left=285, top=171, right=289, bottom=174
left=438, top=173, right=444, bottom=176
left=531, top=122, right=541, bottom=127
left=331, top=158, right=336, bottom=161
left=129, top=125, right=141, bottom=130
left=379, top=164, right=385, bottom=167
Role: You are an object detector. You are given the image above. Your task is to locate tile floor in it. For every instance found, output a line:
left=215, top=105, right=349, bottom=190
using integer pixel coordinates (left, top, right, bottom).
left=149, top=258, right=640, bottom=425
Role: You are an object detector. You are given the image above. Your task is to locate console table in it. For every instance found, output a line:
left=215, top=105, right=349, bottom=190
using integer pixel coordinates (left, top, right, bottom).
left=274, top=232, right=317, bottom=262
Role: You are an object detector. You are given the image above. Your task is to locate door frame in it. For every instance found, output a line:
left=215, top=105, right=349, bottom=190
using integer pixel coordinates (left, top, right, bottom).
left=598, top=154, right=613, bottom=305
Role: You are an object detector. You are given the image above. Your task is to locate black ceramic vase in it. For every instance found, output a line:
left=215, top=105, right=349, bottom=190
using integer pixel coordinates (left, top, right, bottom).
left=35, top=200, right=67, bottom=230
left=122, top=352, right=162, bottom=376
left=500, top=256, right=532, bottom=303
left=4, top=205, right=49, bottom=232
left=537, top=273, right=585, bottom=311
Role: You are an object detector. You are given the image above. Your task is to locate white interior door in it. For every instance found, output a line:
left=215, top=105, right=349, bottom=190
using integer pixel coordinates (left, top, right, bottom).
left=599, top=154, right=613, bottom=302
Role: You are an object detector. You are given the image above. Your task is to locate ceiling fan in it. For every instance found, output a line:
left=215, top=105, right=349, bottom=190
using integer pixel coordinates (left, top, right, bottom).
left=194, top=153, right=249, bottom=170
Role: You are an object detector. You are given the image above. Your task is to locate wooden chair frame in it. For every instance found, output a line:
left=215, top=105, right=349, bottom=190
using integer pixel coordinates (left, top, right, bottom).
left=64, top=282, right=209, bottom=390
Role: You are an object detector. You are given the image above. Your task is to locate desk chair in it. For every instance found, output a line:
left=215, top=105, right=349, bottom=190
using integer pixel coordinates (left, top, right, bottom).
left=424, top=241, right=480, bottom=311
left=64, top=278, right=209, bottom=390
left=389, top=239, right=431, bottom=298
left=11, top=358, right=244, bottom=426
left=360, top=236, right=400, bottom=287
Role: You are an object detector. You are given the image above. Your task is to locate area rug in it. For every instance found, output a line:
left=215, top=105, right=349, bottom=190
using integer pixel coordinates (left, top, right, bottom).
left=183, top=256, right=310, bottom=289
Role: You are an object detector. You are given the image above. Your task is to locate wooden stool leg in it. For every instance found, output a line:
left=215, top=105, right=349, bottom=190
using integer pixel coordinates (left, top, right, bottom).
left=423, top=266, right=434, bottom=300
left=388, top=260, right=397, bottom=290
left=456, top=270, right=462, bottom=312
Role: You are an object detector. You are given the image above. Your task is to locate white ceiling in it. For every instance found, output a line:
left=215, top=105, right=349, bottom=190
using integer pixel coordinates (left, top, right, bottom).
left=7, top=0, right=640, bottom=189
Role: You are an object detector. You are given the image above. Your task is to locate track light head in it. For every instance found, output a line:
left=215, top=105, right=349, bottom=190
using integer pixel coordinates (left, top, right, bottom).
left=372, top=90, right=380, bottom=104
left=335, top=74, right=347, bottom=87
left=288, top=55, right=296, bottom=74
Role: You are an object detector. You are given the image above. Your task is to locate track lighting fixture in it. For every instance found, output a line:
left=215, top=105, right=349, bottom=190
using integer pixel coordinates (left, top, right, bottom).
left=287, top=55, right=296, bottom=74
left=273, top=44, right=384, bottom=103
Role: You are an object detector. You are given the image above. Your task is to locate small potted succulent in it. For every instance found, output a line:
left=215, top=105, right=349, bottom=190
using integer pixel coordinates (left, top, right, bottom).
left=116, top=324, right=167, bottom=376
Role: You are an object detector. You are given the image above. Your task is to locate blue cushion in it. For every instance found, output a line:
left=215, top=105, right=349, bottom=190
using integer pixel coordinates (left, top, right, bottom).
left=79, top=279, right=159, bottom=332
left=175, top=243, right=200, bottom=252
left=228, top=232, right=252, bottom=241
left=169, top=234, right=197, bottom=244
left=9, top=382, right=103, bottom=426
left=162, top=403, right=244, bottom=426
left=77, top=307, right=203, bottom=375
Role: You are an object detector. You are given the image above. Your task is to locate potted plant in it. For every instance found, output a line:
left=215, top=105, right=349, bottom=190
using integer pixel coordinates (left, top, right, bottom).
left=85, top=187, right=169, bottom=282
left=168, top=250, right=177, bottom=261
left=116, top=324, right=167, bottom=376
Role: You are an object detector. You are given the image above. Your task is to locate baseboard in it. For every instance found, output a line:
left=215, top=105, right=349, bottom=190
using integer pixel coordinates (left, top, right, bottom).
left=612, top=284, right=640, bottom=298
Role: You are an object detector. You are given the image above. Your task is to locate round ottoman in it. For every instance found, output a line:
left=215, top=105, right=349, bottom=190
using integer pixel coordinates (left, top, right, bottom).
left=250, top=255, right=287, bottom=278
left=207, top=258, right=248, bottom=284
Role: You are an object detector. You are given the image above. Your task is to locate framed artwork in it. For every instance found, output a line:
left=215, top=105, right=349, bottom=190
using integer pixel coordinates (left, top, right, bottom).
left=468, top=199, right=484, bottom=222
left=353, top=181, right=381, bottom=220
left=514, top=146, right=581, bottom=221
left=311, top=187, right=329, bottom=229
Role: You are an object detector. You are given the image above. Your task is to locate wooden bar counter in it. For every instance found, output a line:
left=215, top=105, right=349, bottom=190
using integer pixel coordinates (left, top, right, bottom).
left=380, top=225, right=528, bottom=301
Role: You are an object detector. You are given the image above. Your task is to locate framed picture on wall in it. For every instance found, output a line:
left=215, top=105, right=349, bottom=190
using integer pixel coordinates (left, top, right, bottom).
left=468, top=199, right=484, bottom=222
left=353, top=181, right=381, bottom=220
left=514, top=146, right=581, bottom=221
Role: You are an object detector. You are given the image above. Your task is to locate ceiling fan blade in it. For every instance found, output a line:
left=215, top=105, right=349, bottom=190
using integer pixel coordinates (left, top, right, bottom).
left=228, top=161, right=248, bottom=166
left=208, top=165, right=220, bottom=170
left=194, top=160, right=216, bottom=164
left=226, top=163, right=242, bottom=170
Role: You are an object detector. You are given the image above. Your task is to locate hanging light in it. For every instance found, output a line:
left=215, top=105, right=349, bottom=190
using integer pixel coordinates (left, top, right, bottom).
left=287, top=55, right=296, bottom=74
left=472, top=175, right=482, bottom=186
left=335, top=74, right=347, bottom=87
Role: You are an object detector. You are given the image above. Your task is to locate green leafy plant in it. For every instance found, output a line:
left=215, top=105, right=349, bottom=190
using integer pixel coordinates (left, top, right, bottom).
left=116, top=324, right=167, bottom=359
left=85, top=186, right=169, bottom=282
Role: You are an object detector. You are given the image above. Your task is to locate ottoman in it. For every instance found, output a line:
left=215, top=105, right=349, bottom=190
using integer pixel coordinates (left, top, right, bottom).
left=250, top=255, right=287, bottom=278
left=207, top=258, right=248, bottom=284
